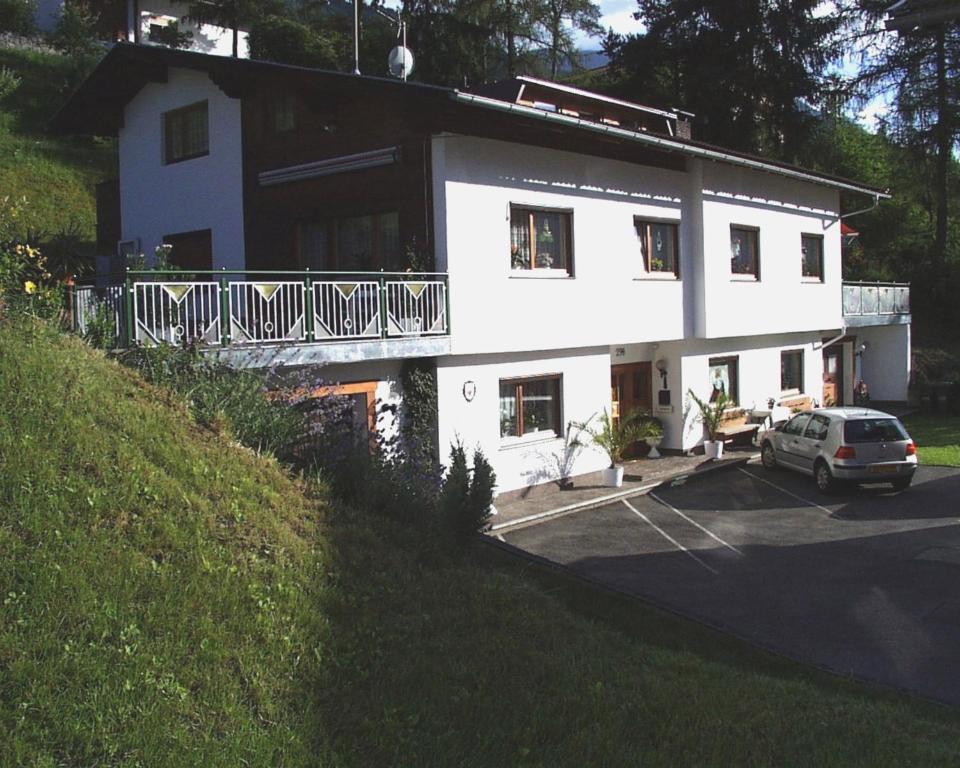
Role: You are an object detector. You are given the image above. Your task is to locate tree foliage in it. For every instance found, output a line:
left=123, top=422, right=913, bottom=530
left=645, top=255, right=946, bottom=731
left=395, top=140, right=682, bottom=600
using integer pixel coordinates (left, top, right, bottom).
left=602, top=0, right=844, bottom=158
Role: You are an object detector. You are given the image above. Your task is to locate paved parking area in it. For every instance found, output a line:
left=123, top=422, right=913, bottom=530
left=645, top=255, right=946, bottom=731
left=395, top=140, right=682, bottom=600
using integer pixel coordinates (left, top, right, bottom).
left=502, top=463, right=960, bottom=705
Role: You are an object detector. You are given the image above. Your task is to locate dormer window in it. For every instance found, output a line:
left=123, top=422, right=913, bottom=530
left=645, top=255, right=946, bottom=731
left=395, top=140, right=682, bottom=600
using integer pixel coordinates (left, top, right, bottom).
left=163, top=101, right=208, bottom=164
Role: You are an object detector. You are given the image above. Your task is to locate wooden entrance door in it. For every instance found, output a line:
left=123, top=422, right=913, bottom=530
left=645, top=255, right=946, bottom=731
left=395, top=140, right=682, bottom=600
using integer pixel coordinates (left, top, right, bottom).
left=822, top=347, right=844, bottom=407
left=611, top=362, right=653, bottom=458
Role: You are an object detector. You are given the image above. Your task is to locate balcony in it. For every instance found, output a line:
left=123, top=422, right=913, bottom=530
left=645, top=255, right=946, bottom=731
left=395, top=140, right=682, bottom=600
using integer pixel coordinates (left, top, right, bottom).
left=841, top=281, right=911, bottom=327
left=70, top=270, right=451, bottom=367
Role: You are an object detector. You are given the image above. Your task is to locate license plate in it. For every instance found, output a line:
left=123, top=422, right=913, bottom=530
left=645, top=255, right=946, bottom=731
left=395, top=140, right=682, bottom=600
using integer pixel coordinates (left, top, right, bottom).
left=868, top=464, right=898, bottom=474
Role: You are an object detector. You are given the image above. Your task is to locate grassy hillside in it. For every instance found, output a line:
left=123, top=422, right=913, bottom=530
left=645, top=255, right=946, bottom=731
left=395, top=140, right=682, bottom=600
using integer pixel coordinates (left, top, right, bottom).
left=3, top=314, right=960, bottom=765
left=0, top=46, right=115, bottom=246
left=0, top=313, right=326, bottom=765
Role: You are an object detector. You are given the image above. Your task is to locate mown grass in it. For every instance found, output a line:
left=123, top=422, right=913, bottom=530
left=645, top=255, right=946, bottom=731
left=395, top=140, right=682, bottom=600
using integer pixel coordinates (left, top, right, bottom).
left=0, top=47, right=115, bottom=241
left=3, top=315, right=960, bottom=766
left=903, top=412, right=960, bottom=467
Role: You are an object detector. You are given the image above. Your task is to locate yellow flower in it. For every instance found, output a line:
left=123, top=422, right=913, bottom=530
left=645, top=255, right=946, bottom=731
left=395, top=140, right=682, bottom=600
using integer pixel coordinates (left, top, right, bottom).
left=24, top=281, right=36, bottom=294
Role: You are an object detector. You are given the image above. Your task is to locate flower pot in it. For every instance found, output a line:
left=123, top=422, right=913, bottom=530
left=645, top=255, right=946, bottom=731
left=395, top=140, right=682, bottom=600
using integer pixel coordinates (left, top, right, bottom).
left=602, top=465, right=625, bottom=487
left=645, top=437, right=662, bottom=459
left=703, top=440, right=724, bottom=460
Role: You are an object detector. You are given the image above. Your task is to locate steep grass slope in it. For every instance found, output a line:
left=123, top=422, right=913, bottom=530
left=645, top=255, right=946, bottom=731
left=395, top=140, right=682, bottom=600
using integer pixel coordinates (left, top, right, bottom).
left=0, top=315, right=326, bottom=765
left=3, top=316, right=960, bottom=766
left=0, top=46, right=115, bottom=243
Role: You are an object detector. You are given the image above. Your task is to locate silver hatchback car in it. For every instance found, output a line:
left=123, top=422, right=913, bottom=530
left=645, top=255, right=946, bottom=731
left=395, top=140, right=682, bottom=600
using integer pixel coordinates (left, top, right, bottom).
left=759, top=407, right=918, bottom=493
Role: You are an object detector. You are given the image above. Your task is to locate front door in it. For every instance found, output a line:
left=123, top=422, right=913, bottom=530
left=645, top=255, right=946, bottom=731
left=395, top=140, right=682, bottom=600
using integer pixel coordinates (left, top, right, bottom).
left=822, top=347, right=844, bottom=407
left=611, top=362, right=653, bottom=458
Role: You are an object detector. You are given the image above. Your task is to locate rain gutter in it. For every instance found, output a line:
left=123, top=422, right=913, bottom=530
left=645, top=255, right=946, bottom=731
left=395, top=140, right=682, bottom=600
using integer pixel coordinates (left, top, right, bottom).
left=451, top=91, right=892, bottom=200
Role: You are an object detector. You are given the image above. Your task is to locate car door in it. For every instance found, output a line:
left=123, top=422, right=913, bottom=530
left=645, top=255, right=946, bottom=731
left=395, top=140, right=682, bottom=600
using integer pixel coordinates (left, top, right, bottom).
left=775, top=414, right=812, bottom=470
left=798, top=414, right=831, bottom=474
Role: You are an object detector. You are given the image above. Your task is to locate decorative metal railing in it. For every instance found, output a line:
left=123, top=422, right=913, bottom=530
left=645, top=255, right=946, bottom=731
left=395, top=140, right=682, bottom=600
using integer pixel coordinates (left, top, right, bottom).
left=69, top=270, right=449, bottom=349
left=842, top=281, right=910, bottom=317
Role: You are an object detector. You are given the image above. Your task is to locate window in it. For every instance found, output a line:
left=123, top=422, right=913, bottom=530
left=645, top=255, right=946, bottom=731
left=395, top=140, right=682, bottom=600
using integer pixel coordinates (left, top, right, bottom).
left=801, top=234, right=823, bottom=281
left=782, top=414, right=811, bottom=436
left=843, top=418, right=909, bottom=444
left=780, top=350, right=804, bottom=392
left=708, top=356, right=739, bottom=404
left=163, top=101, right=209, bottom=164
left=636, top=219, right=679, bottom=277
left=730, top=226, right=759, bottom=278
left=298, top=212, right=400, bottom=271
left=510, top=206, right=572, bottom=274
left=499, top=375, right=562, bottom=439
left=804, top=414, right=831, bottom=441
left=272, top=93, right=297, bottom=134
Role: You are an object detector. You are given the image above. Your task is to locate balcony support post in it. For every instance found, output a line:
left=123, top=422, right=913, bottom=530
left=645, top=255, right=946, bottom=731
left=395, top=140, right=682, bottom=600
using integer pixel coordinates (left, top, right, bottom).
left=123, top=270, right=134, bottom=346
left=219, top=269, right=231, bottom=346
left=304, top=269, right=315, bottom=342
left=378, top=270, right=388, bottom=339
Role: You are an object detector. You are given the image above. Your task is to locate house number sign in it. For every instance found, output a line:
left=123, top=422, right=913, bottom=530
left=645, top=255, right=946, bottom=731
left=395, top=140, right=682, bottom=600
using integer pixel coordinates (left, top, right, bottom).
left=463, top=381, right=477, bottom=402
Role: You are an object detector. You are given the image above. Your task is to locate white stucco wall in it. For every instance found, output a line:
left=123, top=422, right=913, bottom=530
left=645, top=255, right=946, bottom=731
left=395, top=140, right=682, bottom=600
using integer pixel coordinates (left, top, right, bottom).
left=434, top=135, right=688, bottom=356
left=133, top=1, right=251, bottom=58
left=856, top=323, right=911, bottom=403
left=436, top=348, right=612, bottom=493
left=118, top=67, right=245, bottom=270
left=699, top=162, right=843, bottom=339
left=667, top=333, right=825, bottom=452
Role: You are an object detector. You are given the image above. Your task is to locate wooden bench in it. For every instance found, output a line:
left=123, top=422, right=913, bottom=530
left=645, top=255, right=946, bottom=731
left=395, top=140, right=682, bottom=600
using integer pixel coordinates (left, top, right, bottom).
left=716, top=409, right=760, bottom=446
left=778, top=393, right=815, bottom=413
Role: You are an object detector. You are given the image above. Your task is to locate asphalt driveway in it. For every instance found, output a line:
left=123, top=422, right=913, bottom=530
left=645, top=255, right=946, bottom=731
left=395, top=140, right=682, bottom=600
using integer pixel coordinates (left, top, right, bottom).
left=502, top=463, right=960, bottom=706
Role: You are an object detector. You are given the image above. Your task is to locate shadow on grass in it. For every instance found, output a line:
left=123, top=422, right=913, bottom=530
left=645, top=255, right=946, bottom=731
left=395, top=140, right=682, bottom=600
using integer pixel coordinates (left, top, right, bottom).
left=304, top=503, right=960, bottom=766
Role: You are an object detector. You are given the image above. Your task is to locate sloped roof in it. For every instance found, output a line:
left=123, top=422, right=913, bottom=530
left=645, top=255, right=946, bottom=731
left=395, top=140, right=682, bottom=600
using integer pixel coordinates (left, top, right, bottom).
left=51, top=43, right=889, bottom=199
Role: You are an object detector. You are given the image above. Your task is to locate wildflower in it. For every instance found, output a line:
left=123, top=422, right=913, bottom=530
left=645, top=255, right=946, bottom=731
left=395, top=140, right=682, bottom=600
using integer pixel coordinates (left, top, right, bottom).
left=24, top=280, right=36, bottom=294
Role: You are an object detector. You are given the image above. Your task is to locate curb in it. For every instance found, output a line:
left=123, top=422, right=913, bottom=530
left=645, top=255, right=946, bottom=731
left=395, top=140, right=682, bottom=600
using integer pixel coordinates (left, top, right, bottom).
left=489, top=452, right=758, bottom=534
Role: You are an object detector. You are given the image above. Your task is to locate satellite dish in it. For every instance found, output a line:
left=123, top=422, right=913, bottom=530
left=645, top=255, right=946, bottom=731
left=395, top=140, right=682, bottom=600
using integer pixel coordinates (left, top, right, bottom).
left=388, top=45, right=414, bottom=79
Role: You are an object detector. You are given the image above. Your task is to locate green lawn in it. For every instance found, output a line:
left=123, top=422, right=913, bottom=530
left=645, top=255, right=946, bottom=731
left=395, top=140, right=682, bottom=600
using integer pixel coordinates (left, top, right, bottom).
left=3, top=314, right=960, bottom=766
left=903, top=412, right=960, bottom=467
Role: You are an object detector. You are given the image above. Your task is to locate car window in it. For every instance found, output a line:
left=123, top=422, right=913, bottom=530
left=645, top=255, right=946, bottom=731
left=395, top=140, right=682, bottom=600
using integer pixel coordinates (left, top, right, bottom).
left=843, top=418, right=909, bottom=443
left=782, top=414, right=811, bottom=436
left=804, top=414, right=831, bottom=441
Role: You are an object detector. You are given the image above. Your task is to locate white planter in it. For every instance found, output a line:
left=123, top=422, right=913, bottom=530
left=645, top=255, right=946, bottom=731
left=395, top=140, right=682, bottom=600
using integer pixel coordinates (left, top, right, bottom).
left=703, top=440, right=724, bottom=460
left=602, top=465, right=625, bottom=487
left=645, top=437, right=662, bottom=459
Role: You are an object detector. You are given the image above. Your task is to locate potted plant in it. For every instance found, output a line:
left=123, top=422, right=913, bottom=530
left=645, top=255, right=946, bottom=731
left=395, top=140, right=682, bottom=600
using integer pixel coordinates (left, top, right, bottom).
left=572, top=408, right=646, bottom=487
left=688, top=389, right=731, bottom=460
left=639, top=415, right=664, bottom=458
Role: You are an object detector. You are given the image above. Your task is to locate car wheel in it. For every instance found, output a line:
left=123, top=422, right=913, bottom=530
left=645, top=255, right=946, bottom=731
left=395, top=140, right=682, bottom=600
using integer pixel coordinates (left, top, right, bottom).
left=814, top=460, right=837, bottom=494
left=891, top=477, right=912, bottom=492
left=761, top=442, right=778, bottom=470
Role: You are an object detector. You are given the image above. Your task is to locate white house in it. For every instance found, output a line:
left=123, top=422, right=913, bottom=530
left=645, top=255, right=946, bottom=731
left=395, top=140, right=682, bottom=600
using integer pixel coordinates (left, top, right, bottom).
left=35, top=0, right=249, bottom=57
left=54, top=44, right=912, bottom=496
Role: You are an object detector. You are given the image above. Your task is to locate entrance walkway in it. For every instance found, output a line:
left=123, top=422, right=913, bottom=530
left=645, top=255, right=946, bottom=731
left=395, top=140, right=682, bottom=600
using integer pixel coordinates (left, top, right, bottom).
left=490, top=448, right=758, bottom=533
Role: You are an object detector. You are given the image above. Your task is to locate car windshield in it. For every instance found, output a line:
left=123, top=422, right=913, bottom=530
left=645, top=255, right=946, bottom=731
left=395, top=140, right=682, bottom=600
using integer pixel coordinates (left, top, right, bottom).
left=843, top=418, right=909, bottom=444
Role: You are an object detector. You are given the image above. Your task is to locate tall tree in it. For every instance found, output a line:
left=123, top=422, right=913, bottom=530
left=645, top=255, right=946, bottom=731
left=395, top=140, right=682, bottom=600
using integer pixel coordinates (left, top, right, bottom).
left=847, top=1, right=960, bottom=273
left=602, top=0, right=844, bottom=158
left=187, top=0, right=284, bottom=57
left=537, top=0, right=602, bottom=78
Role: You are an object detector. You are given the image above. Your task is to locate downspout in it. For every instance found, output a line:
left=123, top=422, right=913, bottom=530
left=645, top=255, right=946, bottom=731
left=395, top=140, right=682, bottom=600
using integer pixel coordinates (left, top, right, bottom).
left=816, top=331, right=847, bottom=350
left=839, top=192, right=883, bottom=222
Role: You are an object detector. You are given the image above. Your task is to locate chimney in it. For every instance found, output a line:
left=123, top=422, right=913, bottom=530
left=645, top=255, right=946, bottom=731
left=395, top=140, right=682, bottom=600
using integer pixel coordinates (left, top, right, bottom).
left=676, top=117, right=692, bottom=140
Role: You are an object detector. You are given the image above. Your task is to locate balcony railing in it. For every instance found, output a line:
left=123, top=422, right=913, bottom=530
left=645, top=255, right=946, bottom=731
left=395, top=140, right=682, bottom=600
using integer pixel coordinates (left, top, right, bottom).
left=70, top=270, right=449, bottom=349
left=842, top=281, right=910, bottom=318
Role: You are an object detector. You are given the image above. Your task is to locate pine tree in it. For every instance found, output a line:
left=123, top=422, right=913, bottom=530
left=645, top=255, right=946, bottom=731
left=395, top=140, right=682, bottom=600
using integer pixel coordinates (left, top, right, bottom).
left=603, top=0, right=844, bottom=158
